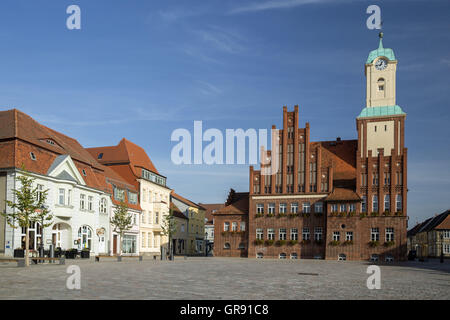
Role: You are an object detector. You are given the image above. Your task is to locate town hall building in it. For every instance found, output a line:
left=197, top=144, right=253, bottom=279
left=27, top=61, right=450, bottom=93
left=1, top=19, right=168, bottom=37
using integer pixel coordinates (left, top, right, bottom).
left=214, top=33, right=408, bottom=261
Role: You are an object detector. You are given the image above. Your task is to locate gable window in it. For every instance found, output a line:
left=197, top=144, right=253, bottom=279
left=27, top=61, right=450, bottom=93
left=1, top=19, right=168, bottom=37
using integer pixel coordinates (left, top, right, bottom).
left=340, top=204, right=347, bottom=213
left=58, top=189, right=65, bottom=206
left=302, top=202, right=311, bottom=213
left=371, top=228, right=380, bottom=241
left=291, top=202, right=298, bottom=213
left=314, top=227, right=323, bottom=241
left=385, top=228, right=394, bottom=242
left=114, top=187, right=125, bottom=201
left=291, top=228, right=298, bottom=241
left=315, top=202, right=323, bottom=213
left=333, top=231, right=340, bottom=241
left=331, top=204, right=338, bottom=213
left=224, top=222, right=230, bottom=232
left=267, top=228, right=275, bottom=240
left=231, top=222, right=238, bottom=232
left=80, top=194, right=86, bottom=210
left=349, top=203, right=355, bottom=212
left=279, top=228, right=287, bottom=240
left=302, top=227, right=310, bottom=241
left=256, top=228, right=264, bottom=240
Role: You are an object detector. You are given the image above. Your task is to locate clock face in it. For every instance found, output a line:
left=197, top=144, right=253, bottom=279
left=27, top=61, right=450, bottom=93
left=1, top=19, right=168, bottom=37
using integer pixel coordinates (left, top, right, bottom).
left=375, top=58, right=387, bottom=70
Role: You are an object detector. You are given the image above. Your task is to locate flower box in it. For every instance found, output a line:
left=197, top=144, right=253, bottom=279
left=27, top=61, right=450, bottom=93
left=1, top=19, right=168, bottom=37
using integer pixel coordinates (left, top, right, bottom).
left=254, top=239, right=264, bottom=245
left=348, top=211, right=356, bottom=217
left=255, top=213, right=264, bottom=218
left=276, top=240, right=286, bottom=246
left=301, top=239, right=311, bottom=245
left=382, top=211, right=391, bottom=216
left=264, top=240, right=274, bottom=246
left=384, top=241, right=395, bottom=247
left=343, top=240, right=353, bottom=246
left=359, top=212, right=367, bottom=218
left=277, top=213, right=287, bottom=218
left=371, top=212, right=379, bottom=217
left=368, top=241, right=379, bottom=247
left=288, top=240, right=298, bottom=246
left=329, top=240, right=340, bottom=246
left=267, top=213, right=275, bottom=218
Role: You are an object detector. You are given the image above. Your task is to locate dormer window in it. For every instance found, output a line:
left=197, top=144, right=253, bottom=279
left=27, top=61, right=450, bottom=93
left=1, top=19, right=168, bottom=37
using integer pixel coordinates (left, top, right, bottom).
left=46, top=139, right=55, bottom=145
left=82, top=169, right=87, bottom=176
left=30, top=152, right=36, bottom=161
left=98, top=153, right=103, bottom=159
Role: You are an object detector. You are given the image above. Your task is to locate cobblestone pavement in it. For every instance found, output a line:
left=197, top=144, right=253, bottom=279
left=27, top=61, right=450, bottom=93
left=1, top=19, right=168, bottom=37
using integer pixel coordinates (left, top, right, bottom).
left=0, top=257, right=449, bottom=300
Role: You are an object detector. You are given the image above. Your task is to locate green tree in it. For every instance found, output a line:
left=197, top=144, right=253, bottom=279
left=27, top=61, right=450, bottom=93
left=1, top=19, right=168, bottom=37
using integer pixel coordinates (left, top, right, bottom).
left=110, top=201, right=133, bottom=256
left=2, top=172, right=51, bottom=267
left=161, top=209, right=177, bottom=260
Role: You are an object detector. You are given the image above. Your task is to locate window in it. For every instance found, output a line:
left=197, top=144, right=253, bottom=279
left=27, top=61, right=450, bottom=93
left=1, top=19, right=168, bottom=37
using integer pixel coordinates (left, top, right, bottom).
left=377, top=78, right=385, bottom=91
left=338, top=253, right=346, bottom=261
left=279, top=203, right=287, bottom=214
left=396, top=194, right=402, bottom=211
left=256, top=228, right=264, bottom=240
left=82, top=169, right=87, bottom=176
left=268, top=203, right=275, bottom=214
left=78, top=225, right=92, bottom=250
left=100, top=198, right=107, bottom=214
left=370, top=254, right=379, bottom=262
left=315, top=202, right=323, bottom=213
left=224, top=243, right=231, bottom=249
left=386, top=228, right=394, bottom=242
left=384, top=173, right=390, bottom=185
left=371, top=228, right=380, bottom=241
left=80, top=194, right=86, bottom=210
left=384, top=195, right=390, bottom=211
left=231, top=222, right=238, bottom=232
left=291, top=202, right=298, bottom=213
left=302, top=202, right=311, bottom=213
left=114, top=187, right=125, bottom=201
left=257, top=252, right=264, bottom=259
left=331, top=204, right=338, bottom=213
left=142, top=232, right=146, bottom=247
left=333, top=231, right=340, bottom=241
left=267, top=228, right=275, bottom=240
left=373, top=173, right=379, bottom=186
left=302, top=228, right=310, bottom=241
left=290, top=228, right=298, bottom=241
left=279, top=253, right=287, bottom=259
left=444, top=244, right=450, bottom=254
left=346, top=232, right=353, bottom=241
left=340, top=204, right=347, bottom=213
left=372, top=195, right=378, bottom=212
left=97, top=153, right=103, bottom=159
left=290, top=253, right=298, bottom=259
left=279, top=228, right=287, bottom=240
left=88, top=196, right=93, bottom=211
left=361, top=196, right=367, bottom=212
left=128, top=192, right=138, bottom=205
left=181, top=224, right=185, bottom=233
left=224, top=222, right=230, bottom=231
left=257, top=204, right=264, bottom=214
left=30, top=152, right=36, bottom=161
left=349, top=203, right=355, bottom=212
left=58, top=189, right=65, bottom=206
left=443, top=230, right=450, bottom=239
left=240, top=222, right=246, bottom=232
left=238, top=243, right=245, bottom=249
left=155, top=212, right=159, bottom=224
left=385, top=255, right=394, bottom=262
left=314, top=227, right=323, bottom=241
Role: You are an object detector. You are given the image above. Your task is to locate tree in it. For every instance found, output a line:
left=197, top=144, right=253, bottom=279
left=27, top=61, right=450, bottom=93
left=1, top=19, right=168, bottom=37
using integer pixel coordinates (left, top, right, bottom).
left=110, top=201, right=133, bottom=256
left=161, top=209, right=177, bottom=261
left=2, top=172, right=51, bottom=267
left=35, top=204, right=53, bottom=255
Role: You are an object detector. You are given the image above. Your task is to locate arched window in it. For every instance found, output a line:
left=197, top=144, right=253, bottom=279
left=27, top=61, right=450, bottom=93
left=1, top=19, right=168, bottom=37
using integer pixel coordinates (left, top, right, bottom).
left=279, top=253, right=287, bottom=259
left=257, top=252, right=264, bottom=259
left=385, top=255, right=394, bottom=262
left=384, top=195, right=390, bottom=211
left=370, top=254, right=379, bottom=262
left=338, top=253, right=347, bottom=261
left=78, top=225, right=93, bottom=250
left=372, top=195, right=378, bottom=212
left=377, top=78, right=385, bottom=91
left=238, top=243, right=245, bottom=249
left=290, top=253, right=298, bottom=260
left=224, top=243, right=231, bottom=249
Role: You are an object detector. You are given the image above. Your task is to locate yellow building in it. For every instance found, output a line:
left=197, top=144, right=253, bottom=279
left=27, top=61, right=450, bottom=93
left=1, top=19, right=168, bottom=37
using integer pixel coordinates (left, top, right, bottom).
left=171, top=191, right=206, bottom=256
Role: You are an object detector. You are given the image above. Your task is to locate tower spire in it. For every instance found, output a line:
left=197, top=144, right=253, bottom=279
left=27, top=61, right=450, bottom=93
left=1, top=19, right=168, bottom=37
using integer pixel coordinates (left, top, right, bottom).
left=378, top=31, right=384, bottom=50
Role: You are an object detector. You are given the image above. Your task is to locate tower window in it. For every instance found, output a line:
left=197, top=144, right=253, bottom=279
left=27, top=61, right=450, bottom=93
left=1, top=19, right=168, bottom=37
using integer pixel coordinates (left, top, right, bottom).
left=378, top=85, right=384, bottom=91
left=377, top=78, right=385, bottom=91
left=374, top=126, right=377, bottom=132
left=385, top=125, right=387, bottom=131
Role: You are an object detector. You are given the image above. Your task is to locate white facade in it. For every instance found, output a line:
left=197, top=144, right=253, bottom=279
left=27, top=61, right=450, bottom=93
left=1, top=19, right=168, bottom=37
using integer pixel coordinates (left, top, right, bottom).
left=3, top=156, right=111, bottom=257
left=139, top=178, right=171, bottom=257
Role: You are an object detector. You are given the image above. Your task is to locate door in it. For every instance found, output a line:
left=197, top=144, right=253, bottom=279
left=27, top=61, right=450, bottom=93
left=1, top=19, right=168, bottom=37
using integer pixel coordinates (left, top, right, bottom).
left=113, top=235, right=117, bottom=255
left=99, top=236, right=105, bottom=253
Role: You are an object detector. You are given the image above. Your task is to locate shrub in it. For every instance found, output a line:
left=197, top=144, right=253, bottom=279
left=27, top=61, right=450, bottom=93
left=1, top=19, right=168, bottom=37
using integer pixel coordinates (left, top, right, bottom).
left=382, top=211, right=391, bottom=216
left=368, top=240, right=379, bottom=247
left=254, top=239, right=264, bottom=245
left=265, top=240, right=274, bottom=246
left=267, top=213, right=275, bottom=218
left=395, top=211, right=403, bottom=216
left=288, top=240, right=298, bottom=246
left=371, top=211, right=379, bottom=217
left=302, top=213, right=310, bottom=218
left=348, top=211, right=356, bottom=217
left=339, top=212, right=346, bottom=217
left=329, top=240, right=340, bottom=246
left=255, top=213, right=264, bottom=218
left=384, top=241, right=395, bottom=247
left=360, top=212, right=367, bottom=218
left=343, top=240, right=353, bottom=246
left=277, top=213, right=287, bottom=218
left=276, top=240, right=286, bottom=246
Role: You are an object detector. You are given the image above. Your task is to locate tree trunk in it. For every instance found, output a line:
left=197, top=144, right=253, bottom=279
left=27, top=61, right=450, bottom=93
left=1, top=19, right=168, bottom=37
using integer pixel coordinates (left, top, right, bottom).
left=119, top=232, right=123, bottom=256
left=25, top=226, right=30, bottom=267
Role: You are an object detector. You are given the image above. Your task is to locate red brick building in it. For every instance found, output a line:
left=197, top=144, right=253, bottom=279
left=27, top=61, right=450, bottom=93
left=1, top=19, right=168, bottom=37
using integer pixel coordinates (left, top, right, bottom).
left=214, top=34, right=408, bottom=261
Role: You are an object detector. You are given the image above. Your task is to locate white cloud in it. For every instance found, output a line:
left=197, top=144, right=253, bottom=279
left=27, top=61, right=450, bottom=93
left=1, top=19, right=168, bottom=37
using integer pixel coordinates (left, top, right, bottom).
left=230, top=0, right=330, bottom=14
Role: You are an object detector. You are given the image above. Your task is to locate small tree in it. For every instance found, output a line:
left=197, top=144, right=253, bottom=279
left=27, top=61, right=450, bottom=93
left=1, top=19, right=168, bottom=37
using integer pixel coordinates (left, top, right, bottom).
left=110, top=201, right=132, bottom=256
left=35, top=205, right=53, bottom=253
left=161, top=210, right=177, bottom=260
left=2, top=172, right=51, bottom=267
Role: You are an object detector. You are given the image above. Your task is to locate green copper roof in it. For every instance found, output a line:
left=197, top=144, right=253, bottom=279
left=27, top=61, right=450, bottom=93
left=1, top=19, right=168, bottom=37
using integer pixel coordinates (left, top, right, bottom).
left=366, top=34, right=396, bottom=64
left=357, top=105, right=406, bottom=119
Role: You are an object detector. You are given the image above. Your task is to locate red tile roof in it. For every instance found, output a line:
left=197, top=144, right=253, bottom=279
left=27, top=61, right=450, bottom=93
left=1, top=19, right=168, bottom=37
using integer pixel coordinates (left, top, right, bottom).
left=171, top=191, right=204, bottom=210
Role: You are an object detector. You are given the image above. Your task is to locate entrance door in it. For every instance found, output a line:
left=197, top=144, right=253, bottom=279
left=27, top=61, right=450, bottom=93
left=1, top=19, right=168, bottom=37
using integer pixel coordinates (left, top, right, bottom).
left=113, top=235, right=117, bottom=255
left=99, top=236, right=105, bottom=253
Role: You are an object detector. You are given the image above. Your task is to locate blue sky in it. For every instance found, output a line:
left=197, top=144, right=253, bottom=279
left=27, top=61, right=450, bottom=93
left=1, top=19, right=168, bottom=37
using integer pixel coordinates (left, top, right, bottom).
left=0, top=0, right=449, bottom=226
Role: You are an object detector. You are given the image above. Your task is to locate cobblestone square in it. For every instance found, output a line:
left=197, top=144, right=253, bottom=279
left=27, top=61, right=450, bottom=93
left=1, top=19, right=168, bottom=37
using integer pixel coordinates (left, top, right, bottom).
left=0, top=257, right=449, bottom=300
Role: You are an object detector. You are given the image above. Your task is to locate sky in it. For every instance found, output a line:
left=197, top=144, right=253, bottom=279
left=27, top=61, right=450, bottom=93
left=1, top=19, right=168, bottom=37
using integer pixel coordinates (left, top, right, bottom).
left=0, top=0, right=449, bottom=226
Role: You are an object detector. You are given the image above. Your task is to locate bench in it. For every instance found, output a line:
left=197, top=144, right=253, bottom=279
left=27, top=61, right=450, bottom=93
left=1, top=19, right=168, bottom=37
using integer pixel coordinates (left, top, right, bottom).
left=0, top=258, right=26, bottom=267
left=95, top=255, right=143, bottom=262
left=31, top=257, right=65, bottom=265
